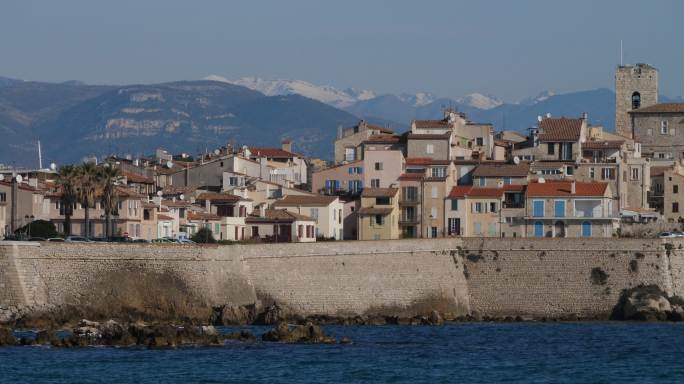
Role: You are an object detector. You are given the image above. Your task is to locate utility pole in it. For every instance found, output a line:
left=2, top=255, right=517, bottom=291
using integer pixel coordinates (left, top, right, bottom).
left=10, top=173, right=17, bottom=235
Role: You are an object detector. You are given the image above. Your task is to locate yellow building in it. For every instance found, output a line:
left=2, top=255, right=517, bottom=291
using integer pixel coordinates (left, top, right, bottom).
left=357, top=187, right=399, bottom=240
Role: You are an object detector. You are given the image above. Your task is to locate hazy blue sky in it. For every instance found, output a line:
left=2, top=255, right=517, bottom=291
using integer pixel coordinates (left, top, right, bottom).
left=2, top=0, right=683, bottom=101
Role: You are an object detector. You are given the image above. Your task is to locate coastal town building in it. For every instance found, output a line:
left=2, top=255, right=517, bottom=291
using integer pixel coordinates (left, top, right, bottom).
left=245, top=208, right=316, bottom=243
left=334, top=120, right=394, bottom=164
left=272, top=194, right=344, bottom=240
left=357, top=187, right=400, bottom=240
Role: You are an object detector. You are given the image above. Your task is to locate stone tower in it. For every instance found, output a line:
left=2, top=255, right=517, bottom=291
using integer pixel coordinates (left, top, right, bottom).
left=615, top=63, right=658, bottom=138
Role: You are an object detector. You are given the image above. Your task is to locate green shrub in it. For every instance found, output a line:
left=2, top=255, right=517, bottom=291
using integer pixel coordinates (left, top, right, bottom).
left=15, top=220, right=58, bottom=239
left=191, top=228, right=216, bottom=243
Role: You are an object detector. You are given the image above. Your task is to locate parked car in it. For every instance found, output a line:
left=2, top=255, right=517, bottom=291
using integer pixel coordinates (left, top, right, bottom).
left=177, top=238, right=196, bottom=244
left=152, top=238, right=175, bottom=244
left=65, top=236, right=93, bottom=243
left=46, top=238, right=65, bottom=242
left=659, top=232, right=679, bottom=238
left=28, top=237, right=47, bottom=242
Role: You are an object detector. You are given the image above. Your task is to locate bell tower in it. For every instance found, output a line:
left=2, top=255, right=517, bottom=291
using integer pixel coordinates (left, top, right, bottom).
left=615, top=63, right=658, bottom=138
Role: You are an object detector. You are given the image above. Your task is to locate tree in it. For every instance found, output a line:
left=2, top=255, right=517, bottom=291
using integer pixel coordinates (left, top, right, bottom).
left=191, top=227, right=216, bottom=243
left=98, top=165, right=120, bottom=239
left=56, top=165, right=78, bottom=236
left=76, top=162, right=99, bottom=238
left=15, top=220, right=58, bottom=239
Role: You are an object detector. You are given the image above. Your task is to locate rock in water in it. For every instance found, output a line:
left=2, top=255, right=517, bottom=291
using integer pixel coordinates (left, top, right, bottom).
left=427, top=310, right=444, bottom=326
left=613, top=285, right=673, bottom=321
left=262, top=322, right=336, bottom=344
left=261, top=303, right=285, bottom=325
left=0, top=327, right=16, bottom=346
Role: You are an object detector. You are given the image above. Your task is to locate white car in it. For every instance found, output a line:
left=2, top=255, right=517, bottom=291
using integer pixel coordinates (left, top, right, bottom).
left=64, top=236, right=93, bottom=243
left=659, top=232, right=679, bottom=239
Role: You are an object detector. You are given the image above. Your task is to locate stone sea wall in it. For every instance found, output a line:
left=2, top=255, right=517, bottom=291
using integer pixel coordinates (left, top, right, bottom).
left=1, top=238, right=683, bottom=321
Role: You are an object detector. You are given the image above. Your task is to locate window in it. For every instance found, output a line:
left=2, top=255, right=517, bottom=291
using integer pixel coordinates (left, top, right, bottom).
left=426, top=144, right=434, bottom=154
left=631, top=167, right=640, bottom=181
left=451, top=199, right=458, bottom=211
left=432, top=167, right=447, bottom=178
left=474, top=222, right=482, bottom=235
left=632, top=91, right=641, bottom=109
left=661, top=120, right=669, bottom=135
left=345, top=147, right=356, bottom=162
left=489, top=202, right=497, bottom=213
left=376, top=197, right=390, bottom=205
left=503, top=177, right=512, bottom=185
left=374, top=162, right=383, bottom=171
left=488, top=223, right=496, bottom=237
left=348, top=166, right=363, bottom=175
left=431, top=186, right=438, bottom=198
left=479, top=177, right=486, bottom=187
left=375, top=215, right=385, bottom=226
left=431, top=227, right=438, bottom=238
left=215, top=223, right=220, bottom=234
left=448, top=218, right=460, bottom=235
left=431, top=207, right=437, bottom=218
left=310, top=208, right=319, bottom=220
left=371, top=179, right=380, bottom=188
left=402, top=187, right=418, bottom=201
left=476, top=137, right=484, bottom=146
left=533, top=200, right=544, bottom=217
left=348, top=180, right=363, bottom=193
left=674, top=202, right=680, bottom=213
left=589, top=168, right=595, bottom=179
left=547, top=143, right=555, bottom=155
left=554, top=200, right=565, bottom=217
left=474, top=202, right=483, bottom=213
left=0, top=192, right=5, bottom=202
left=601, top=168, right=616, bottom=180
left=565, top=166, right=574, bottom=176
left=581, top=221, right=592, bottom=237
left=674, top=185, right=679, bottom=194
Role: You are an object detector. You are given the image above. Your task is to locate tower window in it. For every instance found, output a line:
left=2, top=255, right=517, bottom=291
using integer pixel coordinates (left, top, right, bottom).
left=661, top=120, right=669, bottom=135
left=631, top=92, right=641, bottom=109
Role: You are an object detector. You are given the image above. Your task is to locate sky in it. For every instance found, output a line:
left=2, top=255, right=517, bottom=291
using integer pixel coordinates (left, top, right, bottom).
left=1, top=0, right=683, bottom=102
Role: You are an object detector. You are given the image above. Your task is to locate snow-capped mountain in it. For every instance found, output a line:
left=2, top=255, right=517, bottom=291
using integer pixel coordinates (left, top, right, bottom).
left=455, top=93, right=503, bottom=110
left=519, top=90, right=556, bottom=106
left=204, top=75, right=375, bottom=108
left=398, top=92, right=436, bottom=107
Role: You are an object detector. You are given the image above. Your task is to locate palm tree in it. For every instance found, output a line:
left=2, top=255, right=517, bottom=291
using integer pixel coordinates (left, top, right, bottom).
left=56, top=165, right=78, bottom=236
left=98, top=165, right=120, bottom=239
left=76, top=163, right=99, bottom=238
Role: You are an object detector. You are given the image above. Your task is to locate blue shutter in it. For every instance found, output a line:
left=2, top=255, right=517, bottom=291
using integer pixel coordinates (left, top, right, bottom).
left=533, top=201, right=544, bottom=217
left=554, top=201, right=565, bottom=217
left=358, top=167, right=363, bottom=174
left=582, top=221, right=592, bottom=237
left=325, top=180, right=331, bottom=191
left=335, top=180, right=340, bottom=192
left=534, top=221, right=544, bottom=237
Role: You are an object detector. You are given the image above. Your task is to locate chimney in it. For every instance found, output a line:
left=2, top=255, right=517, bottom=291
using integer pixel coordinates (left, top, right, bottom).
left=581, top=112, right=588, bottom=120
left=282, top=139, right=292, bottom=153
left=571, top=180, right=576, bottom=194
left=258, top=204, right=266, bottom=218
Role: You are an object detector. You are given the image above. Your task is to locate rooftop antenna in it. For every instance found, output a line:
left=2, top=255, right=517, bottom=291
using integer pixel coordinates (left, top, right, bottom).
left=620, top=40, right=623, bottom=66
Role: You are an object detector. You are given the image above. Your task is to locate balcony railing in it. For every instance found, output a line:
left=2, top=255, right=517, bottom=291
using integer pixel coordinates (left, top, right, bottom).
left=399, top=216, right=420, bottom=225
left=502, top=202, right=525, bottom=209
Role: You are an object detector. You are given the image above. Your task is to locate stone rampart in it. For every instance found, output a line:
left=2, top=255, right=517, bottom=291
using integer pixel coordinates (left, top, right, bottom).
left=1, top=238, right=683, bottom=321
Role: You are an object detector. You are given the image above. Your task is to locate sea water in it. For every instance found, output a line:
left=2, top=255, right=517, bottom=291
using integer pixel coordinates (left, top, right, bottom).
left=2, top=323, right=684, bottom=383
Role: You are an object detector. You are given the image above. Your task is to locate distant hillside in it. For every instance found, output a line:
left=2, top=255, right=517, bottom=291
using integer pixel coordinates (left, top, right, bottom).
left=346, top=88, right=617, bottom=132
left=0, top=80, right=360, bottom=166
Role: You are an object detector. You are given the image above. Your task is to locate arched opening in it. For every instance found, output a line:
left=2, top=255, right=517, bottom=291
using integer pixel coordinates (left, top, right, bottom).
left=554, top=221, right=566, bottom=237
left=632, top=91, right=641, bottom=110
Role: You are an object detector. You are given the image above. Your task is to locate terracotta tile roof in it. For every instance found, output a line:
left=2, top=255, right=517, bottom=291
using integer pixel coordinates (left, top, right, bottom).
left=196, top=192, right=241, bottom=203
left=115, top=186, right=146, bottom=198
left=187, top=211, right=221, bottom=221
left=364, top=134, right=401, bottom=144
left=122, top=171, right=154, bottom=184
left=161, top=185, right=198, bottom=195
left=407, top=132, right=451, bottom=140
left=357, top=207, right=394, bottom=216
left=272, top=194, right=338, bottom=207
left=538, top=117, right=583, bottom=142
left=413, top=119, right=450, bottom=129
left=361, top=188, right=399, bottom=198
left=629, top=103, right=684, bottom=114
left=249, top=147, right=301, bottom=159
left=246, top=209, right=313, bottom=223
left=526, top=180, right=608, bottom=197
left=650, top=166, right=671, bottom=177
left=398, top=173, right=425, bottom=181
left=530, top=161, right=572, bottom=170
left=156, top=214, right=174, bottom=221
left=161, top=199, right=192, bottom=207
left=473, top=162, right=530, bottom=177
left=142, top=201, right=158, bottom=209
left=582, top=140, right=625, bottom=150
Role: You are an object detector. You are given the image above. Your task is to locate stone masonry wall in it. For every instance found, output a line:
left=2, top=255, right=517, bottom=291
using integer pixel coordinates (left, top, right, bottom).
left=461, top=238, right=677, bottom=319
left=1, top=238, right=683, bottom=320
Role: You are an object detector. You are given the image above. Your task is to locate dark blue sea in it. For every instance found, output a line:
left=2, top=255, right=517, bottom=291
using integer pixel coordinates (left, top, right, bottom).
left=2, top=323, right=684, bottom=383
